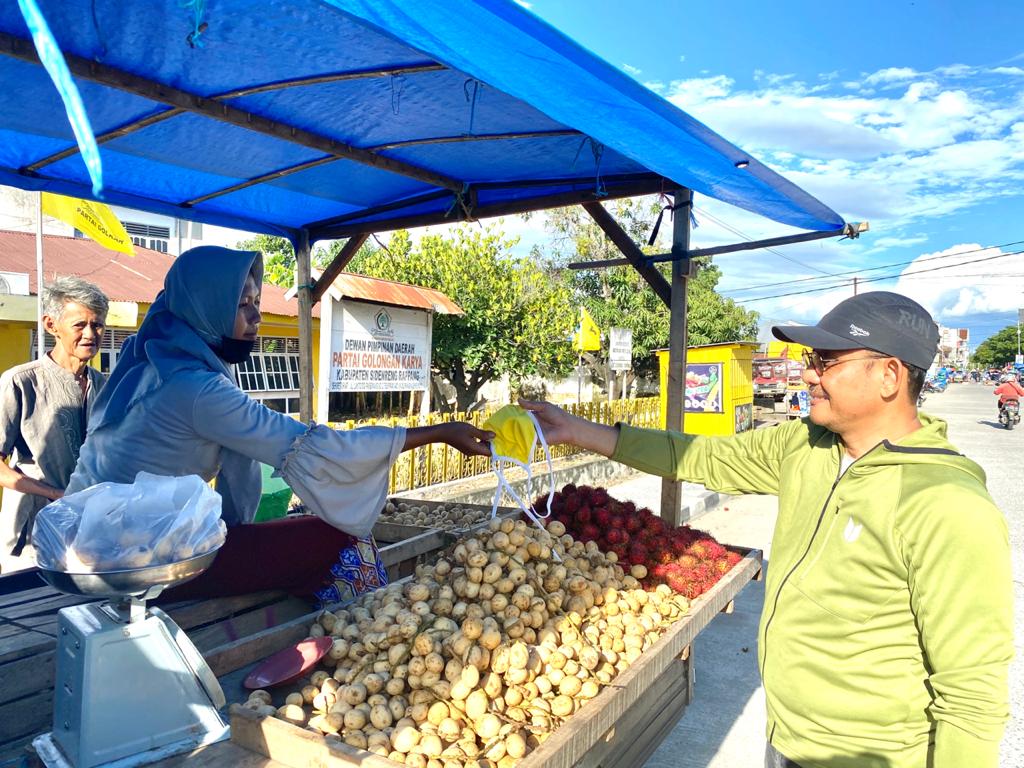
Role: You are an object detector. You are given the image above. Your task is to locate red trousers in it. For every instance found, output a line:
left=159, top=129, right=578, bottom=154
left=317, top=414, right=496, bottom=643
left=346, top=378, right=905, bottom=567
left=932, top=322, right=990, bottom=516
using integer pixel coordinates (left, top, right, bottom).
left=158, top=516, right=355, bottom=602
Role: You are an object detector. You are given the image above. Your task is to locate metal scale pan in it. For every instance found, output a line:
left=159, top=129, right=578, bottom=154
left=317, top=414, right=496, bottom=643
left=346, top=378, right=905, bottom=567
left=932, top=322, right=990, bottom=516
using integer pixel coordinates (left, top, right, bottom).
left=37, top=548, right=220, bottom=600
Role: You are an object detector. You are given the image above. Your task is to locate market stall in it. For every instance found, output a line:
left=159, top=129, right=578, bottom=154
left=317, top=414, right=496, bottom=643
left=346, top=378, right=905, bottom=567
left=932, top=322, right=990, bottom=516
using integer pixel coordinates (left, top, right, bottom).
left=655, top=342, right=758, bottom=437
left=0, top=1, right=855, bottom=765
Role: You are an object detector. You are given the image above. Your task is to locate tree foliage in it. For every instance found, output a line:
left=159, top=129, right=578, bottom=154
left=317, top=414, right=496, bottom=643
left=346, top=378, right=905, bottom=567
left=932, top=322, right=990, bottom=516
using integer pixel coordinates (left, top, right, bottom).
left=233, top=234, right=378, bottom=288
left=972, top=325, right=1021, bottom=367
left=533, top=198, right=760, bottom=380
left=348, top=226, right=577, bottom=410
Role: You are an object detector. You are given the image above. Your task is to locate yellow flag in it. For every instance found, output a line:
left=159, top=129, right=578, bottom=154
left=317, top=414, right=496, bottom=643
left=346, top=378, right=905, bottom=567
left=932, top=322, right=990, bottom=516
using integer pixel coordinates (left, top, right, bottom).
left=573, top=307, right=601, bottom=352
left=41, top=193, right=134, bottom=256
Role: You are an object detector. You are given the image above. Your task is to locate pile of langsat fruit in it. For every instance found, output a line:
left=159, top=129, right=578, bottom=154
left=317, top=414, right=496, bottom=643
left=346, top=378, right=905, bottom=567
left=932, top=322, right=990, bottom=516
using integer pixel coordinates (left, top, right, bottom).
left=240, top=516, right=689, bottom=767
left=380, top=500, right=493, bottom=532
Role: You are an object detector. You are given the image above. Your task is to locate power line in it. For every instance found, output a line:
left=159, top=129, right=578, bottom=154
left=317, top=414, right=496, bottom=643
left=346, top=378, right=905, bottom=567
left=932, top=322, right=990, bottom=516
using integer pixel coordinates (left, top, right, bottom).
left=734, top=249, right=1024, bottom=304
left=722, top=239, right=1024, bottom=295
left=693, top=206, right=837, bottom=277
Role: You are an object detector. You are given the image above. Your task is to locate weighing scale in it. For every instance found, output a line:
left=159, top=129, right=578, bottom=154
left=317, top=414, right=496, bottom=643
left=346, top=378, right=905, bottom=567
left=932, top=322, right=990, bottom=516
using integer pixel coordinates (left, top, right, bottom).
left=32, top=550, right=230, bottom=768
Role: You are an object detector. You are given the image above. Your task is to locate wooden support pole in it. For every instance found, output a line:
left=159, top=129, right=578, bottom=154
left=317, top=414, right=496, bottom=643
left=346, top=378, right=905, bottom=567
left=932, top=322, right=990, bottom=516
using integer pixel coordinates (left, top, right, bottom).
left=661, top=188, right=692, bottom=526
left=296, top=230, right=314, bottom=424
left=581, top=201, right=672, bottom=308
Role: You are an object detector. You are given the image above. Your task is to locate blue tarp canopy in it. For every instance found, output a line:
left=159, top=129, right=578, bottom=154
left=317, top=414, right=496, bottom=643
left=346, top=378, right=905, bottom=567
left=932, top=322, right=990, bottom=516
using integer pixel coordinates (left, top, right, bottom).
left=0, top=0, right=844, bottom=242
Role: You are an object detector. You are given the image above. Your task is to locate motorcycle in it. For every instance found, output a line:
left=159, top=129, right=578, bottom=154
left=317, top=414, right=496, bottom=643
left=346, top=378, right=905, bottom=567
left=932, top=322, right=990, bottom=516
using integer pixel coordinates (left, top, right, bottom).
left=998, top=399, right=1020, bottom=430
left=917, top=392, right=926, bottom=408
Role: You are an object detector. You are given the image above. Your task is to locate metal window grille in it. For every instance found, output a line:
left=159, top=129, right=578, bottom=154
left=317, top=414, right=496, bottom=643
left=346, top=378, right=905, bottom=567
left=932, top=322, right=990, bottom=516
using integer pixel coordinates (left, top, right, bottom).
left=236, top=337, right=300, bottom=393
left=30, top=329, right=134, bottom=373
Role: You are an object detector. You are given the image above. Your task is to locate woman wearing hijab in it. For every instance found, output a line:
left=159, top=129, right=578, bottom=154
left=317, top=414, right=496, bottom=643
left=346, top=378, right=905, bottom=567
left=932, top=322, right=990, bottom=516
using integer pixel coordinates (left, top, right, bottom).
left=64, top=246, right=492, bottom=596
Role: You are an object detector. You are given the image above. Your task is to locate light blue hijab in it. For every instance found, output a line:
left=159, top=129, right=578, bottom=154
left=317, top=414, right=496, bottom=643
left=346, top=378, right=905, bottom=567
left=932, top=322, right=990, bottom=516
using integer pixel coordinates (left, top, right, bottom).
left=89, top=245, right=262, bottom=432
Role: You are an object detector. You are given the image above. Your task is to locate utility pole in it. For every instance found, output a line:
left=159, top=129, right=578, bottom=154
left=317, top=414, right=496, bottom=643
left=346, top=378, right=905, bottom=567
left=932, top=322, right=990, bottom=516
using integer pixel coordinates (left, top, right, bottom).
left=853, top=276, right=858, bottom=296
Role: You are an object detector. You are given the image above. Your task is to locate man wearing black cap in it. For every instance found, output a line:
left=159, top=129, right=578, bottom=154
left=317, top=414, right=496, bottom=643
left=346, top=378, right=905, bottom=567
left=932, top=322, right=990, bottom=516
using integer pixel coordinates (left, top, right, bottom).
left=522, top=291, right=1013, bottom=768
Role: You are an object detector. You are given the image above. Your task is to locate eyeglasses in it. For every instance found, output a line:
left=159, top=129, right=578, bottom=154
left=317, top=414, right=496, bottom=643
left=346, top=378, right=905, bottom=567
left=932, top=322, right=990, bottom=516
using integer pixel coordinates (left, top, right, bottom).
left=801, top=349, right=888, bottom=375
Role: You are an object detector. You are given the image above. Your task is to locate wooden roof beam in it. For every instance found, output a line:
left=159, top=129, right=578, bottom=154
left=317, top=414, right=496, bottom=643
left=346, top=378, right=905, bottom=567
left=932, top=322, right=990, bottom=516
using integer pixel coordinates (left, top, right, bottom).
left=311, top=177, right=664, bottom=240
left=0, top=33, right=464, bottom=193
left=23, top=62, right=449, bottom=174
left=582, top=200, right=672, bottom=307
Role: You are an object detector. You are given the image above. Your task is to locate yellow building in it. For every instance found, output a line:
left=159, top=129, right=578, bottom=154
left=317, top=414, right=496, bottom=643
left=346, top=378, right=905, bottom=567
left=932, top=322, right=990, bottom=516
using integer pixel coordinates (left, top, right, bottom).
left=656, top=341, right=758, bottom=436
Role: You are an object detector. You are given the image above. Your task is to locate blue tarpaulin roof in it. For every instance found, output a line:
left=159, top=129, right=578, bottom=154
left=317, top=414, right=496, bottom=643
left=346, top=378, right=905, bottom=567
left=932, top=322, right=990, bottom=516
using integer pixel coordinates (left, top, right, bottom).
left=0, top=0, right=844, bottom=242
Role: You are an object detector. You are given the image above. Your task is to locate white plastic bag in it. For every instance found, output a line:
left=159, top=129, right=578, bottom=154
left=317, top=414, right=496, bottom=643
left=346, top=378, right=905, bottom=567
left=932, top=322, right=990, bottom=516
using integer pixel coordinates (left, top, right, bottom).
left=33, top=472, right=226, bottom=572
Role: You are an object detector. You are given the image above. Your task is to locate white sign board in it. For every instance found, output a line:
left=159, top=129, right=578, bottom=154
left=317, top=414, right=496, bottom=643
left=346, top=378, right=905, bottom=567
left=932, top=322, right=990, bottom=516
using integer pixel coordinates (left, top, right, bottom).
left=609, top=327, right=633, bottom=371
left=329, top=302, right=432, bottom=392
left=1016, top=354, right=1023, bottom=365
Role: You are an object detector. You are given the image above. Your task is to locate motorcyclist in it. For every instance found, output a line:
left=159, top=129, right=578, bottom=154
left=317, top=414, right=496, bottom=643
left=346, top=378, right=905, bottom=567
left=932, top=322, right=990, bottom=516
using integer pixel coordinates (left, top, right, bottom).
left=993, top=374, right=1024, bottom=414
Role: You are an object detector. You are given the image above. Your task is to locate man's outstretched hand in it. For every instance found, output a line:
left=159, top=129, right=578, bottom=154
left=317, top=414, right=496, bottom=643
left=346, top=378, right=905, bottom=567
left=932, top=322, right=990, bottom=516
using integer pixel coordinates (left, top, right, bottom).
left=518, top=398, right=619, bottom=457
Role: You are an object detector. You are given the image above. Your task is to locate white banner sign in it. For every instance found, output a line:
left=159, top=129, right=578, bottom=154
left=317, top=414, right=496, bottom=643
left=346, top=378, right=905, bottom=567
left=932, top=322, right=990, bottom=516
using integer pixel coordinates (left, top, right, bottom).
left=609, top=327, right=633, bottom=371
left=329, top=302, right=432, bottom=392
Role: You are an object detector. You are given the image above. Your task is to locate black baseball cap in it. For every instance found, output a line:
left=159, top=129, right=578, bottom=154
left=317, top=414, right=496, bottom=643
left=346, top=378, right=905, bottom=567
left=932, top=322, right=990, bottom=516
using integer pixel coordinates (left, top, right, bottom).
left=771, top=291, right=939, bottom=370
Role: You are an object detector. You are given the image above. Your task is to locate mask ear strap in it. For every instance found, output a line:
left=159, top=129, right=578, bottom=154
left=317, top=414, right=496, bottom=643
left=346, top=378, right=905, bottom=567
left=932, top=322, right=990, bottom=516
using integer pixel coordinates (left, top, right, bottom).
left=487, top=431, right=561, bottom=561
left=525, top=410, right=555, bottom=519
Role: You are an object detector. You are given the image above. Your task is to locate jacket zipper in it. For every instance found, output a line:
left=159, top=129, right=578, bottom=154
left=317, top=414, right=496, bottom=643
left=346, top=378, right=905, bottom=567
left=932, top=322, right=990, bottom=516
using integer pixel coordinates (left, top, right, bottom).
left=760, top=476, right=840, bottom=686
left=759, top=441, right=883, bottom=685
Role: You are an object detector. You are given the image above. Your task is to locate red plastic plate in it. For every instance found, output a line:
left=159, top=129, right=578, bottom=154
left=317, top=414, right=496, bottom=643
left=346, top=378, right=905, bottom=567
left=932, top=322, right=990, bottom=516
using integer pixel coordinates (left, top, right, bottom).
left=244, top=636, right=333, bottom=689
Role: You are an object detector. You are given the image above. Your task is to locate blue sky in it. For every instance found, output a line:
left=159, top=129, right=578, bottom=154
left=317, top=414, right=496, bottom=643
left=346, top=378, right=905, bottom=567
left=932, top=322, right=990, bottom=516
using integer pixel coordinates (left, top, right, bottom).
left=498, top=0, right=1024, bottom=348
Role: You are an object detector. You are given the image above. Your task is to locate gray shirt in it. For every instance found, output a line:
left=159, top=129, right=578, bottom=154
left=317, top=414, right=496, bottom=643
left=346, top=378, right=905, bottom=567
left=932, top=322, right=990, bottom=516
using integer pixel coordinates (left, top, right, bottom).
left=0, top=355, right=105, bottom=556
left=66, top=368, right=405, bottom=536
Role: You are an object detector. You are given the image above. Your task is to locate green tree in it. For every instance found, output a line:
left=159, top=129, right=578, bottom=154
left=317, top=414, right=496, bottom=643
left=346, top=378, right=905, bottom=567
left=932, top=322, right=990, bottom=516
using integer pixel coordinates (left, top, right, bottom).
left=534, top=198, right=759, bottom=381
left=234, top=234, right=378, bottom=288
left=972, top=325, right=1021, bottom=367
left=348, top=226, right=577, bottom=411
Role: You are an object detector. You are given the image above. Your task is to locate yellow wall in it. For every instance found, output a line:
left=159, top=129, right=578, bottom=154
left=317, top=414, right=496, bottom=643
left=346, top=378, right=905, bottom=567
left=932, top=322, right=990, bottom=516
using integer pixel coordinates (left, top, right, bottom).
left=657, top=342, right=757, bottom=436
left=0, top=323, right=32, bottom=374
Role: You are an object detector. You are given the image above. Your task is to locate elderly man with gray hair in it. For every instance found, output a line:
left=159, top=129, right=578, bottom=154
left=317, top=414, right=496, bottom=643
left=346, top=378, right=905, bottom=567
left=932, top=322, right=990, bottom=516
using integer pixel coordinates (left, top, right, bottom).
left=0, top=276, right=108, bottom=572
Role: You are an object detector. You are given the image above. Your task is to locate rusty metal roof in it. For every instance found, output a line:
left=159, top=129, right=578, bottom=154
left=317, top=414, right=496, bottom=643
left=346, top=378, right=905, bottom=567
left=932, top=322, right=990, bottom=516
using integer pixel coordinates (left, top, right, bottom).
left=321, top=272, right=463, bottom=315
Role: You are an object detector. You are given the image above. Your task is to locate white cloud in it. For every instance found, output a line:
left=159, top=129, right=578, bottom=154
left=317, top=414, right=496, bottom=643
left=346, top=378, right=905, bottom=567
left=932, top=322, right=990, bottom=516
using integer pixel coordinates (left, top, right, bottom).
left=512, top=0, right=533, bottom=8
left=892, top=244, right=1024, bottom=321
left=991, top=66, right=1024, bottom=76
left=656, top=64, right=1024, bottom=233
left=863, top=67, right=920, bottom=85
left=622, top=63, right=642, bottom=76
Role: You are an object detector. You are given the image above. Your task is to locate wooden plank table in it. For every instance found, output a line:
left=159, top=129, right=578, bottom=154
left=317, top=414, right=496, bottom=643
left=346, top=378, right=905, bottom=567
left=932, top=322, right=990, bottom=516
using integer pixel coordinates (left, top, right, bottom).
left=4, top=529, right=761, bottom=768
left=0, top=525, right=451, bottom=765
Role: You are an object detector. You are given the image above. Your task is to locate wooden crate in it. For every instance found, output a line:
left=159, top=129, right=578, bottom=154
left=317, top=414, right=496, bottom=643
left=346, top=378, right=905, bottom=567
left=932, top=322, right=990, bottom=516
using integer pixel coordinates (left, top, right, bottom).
left=377, top=498, right=520, bottom=536
left=225, top=548, right=763, bottom=768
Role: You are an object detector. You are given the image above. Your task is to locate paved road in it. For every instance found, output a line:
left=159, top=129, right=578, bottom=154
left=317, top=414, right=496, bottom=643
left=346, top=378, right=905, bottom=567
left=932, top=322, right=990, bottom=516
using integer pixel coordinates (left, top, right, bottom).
left=603, top=382, right=1021, bottom=767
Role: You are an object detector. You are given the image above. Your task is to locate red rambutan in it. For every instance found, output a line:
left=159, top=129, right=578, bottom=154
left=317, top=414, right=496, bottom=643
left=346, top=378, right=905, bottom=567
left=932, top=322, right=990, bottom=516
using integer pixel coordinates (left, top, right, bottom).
left=576, top=505, right=593, bottom=524
left=594, top=507, right=613, bottom=527
left=626, top=543, right=649, bottom=566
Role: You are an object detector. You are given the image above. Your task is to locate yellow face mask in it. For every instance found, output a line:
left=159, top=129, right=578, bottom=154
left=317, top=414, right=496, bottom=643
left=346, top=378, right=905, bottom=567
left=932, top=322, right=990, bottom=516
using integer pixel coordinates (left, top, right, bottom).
left=482, top=405, right=537, bottom=465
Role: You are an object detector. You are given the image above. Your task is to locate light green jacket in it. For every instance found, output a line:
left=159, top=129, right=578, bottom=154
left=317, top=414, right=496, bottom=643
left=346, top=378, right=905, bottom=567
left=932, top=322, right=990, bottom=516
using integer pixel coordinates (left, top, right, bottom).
left=612, top=415, right=1013, bottom=768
